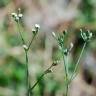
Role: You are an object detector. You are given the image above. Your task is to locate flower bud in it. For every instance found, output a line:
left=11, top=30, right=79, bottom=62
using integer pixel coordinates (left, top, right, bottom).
left=22, top=45, right=28, bottom=50
left=18, top=8, right=21, bottom=13
left=52, top=32, right=56, bottom=37
left=52, top=32, right=56, bottom=38
left=15, top=16, right=19, bottom=22
left=63, top=29, right=67, bottom=35
left=18, top=13, right=23, bottom=18
left=11, top=13, right=17, bottom=17
left=45, top=69, right=52, bottom=74
left=35, top=24, right=40, bottom=29
left=64, top=42, right=73, bottom=56
left=52, top=60, right=59, bottom=66
left=32, top=28, right=37, bottom=35
left=69, top=42, right=74, bottom=51
left=87, top=30, right=92, bottom=39
left=64, top=49, right=69, bottom=56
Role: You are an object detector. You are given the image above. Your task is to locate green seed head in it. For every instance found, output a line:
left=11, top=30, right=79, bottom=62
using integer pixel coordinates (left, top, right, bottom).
left=80, top=29, right=92, bottom=42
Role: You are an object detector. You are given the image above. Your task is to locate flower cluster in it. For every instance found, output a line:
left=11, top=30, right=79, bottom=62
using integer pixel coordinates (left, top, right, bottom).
left=32, top=24, right=40, bottom=35
left=52, top=30, right=74, bottom=56
left=80, top=29, right=92, bottom=42
left=11, top=8, right=23, bottom=22
left=11, top=8, right=40, bottom=51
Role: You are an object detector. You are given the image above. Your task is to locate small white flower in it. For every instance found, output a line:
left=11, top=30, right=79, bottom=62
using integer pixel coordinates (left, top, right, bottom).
left=35, top=24, right=40, bottom=29
left=11, top=13, right=17, bottom=17
left=22, top=45, right=28, bottom=50
left=32, top=28, right=36, bottom=32
left=69, top=42, right=74, bottom=52
left=90, top=32, right=92, bottom=37
left=52, top=32, right=56, bottom=38
left=18, top=8, right=21, bottom=12
left=80, top=29, right=83, bottom=32
left=15, top=16, right=19, bottom=21
left=59, top=46, right=62, bottom=50
left=18, top=13, right=23, bottom=18
left=32, top=28, right=37, bottom=35
left=70, top=42, right=74, bottom=49
left=87, top=30, right=92, bottom=39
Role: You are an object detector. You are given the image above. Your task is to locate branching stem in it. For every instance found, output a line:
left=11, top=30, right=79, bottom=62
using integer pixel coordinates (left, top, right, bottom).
left=27, top=34, right=36, bottom=51
left=29, top=64, right=53, bottom=93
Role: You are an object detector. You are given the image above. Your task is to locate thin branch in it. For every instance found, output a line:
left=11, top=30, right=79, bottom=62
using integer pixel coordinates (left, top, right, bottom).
left=27, top=34, right=36, bottom=51
left=29, top=64, right=53, bottom=93
left=69, top=42, right=87, bottom=82
left=17, top=21, right=25, bottom=45
left=63, top=54, right=68, bottom=80
left=65, top=83, right=69, bottom=96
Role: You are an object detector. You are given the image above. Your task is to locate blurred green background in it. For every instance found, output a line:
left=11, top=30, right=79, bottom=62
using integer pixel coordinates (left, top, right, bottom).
left=0, top=0, right=96, bottom=96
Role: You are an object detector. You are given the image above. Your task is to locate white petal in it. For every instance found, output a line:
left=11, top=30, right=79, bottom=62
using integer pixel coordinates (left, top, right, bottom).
left=35, top=24, right=40, bottom=29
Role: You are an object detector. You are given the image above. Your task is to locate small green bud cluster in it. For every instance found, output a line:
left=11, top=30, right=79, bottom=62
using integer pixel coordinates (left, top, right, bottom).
left=52, top=30, right=66, bottom=48
left=52, top=30, right=73, bottom=56
left=80, top=29, right=92, bottom=42
left=11, top=8, right=23, bottom=22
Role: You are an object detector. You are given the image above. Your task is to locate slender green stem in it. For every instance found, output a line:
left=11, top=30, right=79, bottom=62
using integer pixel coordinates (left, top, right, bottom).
left=16, top=19, right=40, bottom=96
left=62, top=52, right=69, bottom=96
left=25, top=50, right=30, bottom=96
left=63, top=55, right=68, bottom=80
left=29, top=65, right=53, bottom=93
left=17, top=21, right=30, bottom=96
left=17, top=21, right=25, bottom=45
left=65, top=56, right=69, bottom=96
left=65, top=83, right=69, bottom=96
left=69, top=42, right=86, bottom=82
left=27, top=34, right=36, bottom=51
left=29, top=73, right=45, bottom=92
left=66, top=56, right=69, bottom=78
